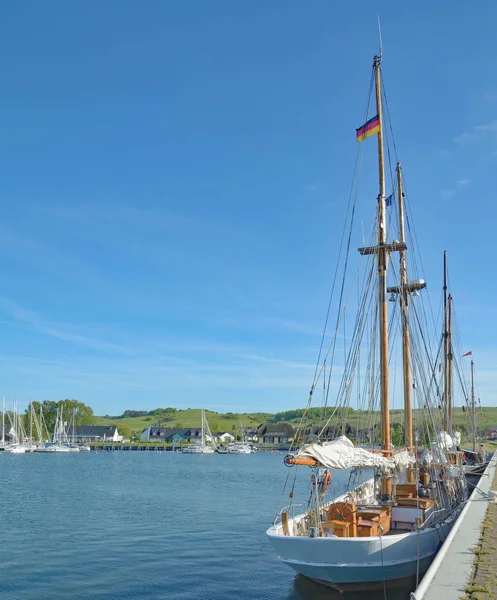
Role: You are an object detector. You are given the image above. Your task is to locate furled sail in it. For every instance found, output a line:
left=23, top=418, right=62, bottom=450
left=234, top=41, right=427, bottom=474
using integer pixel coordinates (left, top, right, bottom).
left=296, top=435, right=414, bottom=471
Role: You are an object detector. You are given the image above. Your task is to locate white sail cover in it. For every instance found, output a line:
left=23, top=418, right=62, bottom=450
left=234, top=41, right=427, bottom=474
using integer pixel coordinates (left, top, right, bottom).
left=296, top=436, right=414, bottom=472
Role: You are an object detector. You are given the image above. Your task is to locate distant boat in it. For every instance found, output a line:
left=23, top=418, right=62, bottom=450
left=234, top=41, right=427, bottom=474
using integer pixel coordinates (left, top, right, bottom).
left=182, top=410, right=216, bottom=454
left=228, top=443, right=255, bottom=454
left=37, top=441, right=71, bottom=453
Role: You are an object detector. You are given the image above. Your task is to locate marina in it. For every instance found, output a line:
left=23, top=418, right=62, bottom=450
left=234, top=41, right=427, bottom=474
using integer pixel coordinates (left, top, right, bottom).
left=0, top=2, right=495, bottom=600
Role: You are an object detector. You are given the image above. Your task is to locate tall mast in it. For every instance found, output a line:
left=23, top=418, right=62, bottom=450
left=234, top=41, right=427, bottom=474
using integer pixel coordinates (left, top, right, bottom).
left=442, top=252, right=453, bottom=433
left=447, top=294, right=453, bottom=432
left=396, top=164, right=413, bottom=453
left=373, top=55, right=389, bottom=446
left=374, top=53, right=393, bottom=504
left=471, top=360, right=476, bottom=452
left=1, top=396, right=4, bottom=447
left=358, top=54, right=409, bottom=503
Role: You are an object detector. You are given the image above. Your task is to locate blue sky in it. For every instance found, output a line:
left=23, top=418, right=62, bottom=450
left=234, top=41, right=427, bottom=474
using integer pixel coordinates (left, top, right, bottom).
left=0, top=1, right=496, bottom=416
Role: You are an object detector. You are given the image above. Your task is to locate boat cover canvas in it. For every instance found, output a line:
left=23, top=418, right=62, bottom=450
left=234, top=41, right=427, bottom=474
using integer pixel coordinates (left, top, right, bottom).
left=296, top=436, right=414, bottom=471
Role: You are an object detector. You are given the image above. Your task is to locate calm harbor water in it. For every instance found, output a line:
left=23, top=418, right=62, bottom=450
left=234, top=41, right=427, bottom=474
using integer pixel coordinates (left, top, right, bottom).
left=0, top=452, right=417, bottom=600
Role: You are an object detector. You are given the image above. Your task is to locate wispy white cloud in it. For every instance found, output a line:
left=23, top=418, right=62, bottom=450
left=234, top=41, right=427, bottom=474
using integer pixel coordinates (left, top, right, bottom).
left=0, top=347, right=317, bottom=412
left=0, top=295, right=134, bottom=355
left=454, top=119, right=497, bottom=144
left=440, top=178, right=471, bottom=198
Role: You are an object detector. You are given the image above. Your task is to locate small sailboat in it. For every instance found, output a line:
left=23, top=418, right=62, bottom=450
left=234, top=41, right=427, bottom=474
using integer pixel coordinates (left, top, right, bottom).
left=228, top=424, right=255, bottom=454
left=37, top=405, right=71, bottom=453
left=182, top=409, right=217, bottom=454
left=266, top=49, right=468, bottom=589
left=462, top=359, right=488, bottom=474
left=437, top=256, right=488, bottom=475
left=6, top=400, right=28, bottom=454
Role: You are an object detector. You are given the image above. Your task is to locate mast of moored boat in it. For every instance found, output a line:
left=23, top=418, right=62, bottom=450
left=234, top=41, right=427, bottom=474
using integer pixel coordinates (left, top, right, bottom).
left=357, top=53, right=407, bottom=503
left=374, top=53, right=392, bottom=503
left=1, top=396, right=4, bottom=448
left=392, top=164, right=427, bottom=482
left=442, top=252, right=454, bottom=434
left=447, top=294, right=453, bottom=433
left=396, top=165, right=413, bottom=480
left=470, top=360, right=476, bottom=453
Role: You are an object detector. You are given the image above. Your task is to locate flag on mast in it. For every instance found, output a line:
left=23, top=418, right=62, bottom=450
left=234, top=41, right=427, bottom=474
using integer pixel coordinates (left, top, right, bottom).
left=463, top=351, right=472, bottom=357
left=356, top=114, right=380, bottom=142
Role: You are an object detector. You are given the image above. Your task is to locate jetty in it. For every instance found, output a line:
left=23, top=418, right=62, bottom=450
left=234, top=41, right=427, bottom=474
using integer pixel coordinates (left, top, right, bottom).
left=411, top=453, right=497, bottom=600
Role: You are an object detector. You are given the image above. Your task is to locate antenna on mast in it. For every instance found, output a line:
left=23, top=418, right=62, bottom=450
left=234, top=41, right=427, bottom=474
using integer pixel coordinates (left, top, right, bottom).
left=377, top=15, right=383, bottom=61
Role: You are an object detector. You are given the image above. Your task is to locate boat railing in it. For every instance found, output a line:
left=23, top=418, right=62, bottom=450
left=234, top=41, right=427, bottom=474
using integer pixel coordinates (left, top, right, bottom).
left=276, top=503, right=306, bottom=523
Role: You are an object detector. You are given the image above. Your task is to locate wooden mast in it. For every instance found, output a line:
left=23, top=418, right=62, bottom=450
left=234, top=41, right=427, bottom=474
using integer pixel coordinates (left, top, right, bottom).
left=442, top=252, right=448, bottom=431
left=395, top=165, right=414, bottom=467
left=373, top=54, right=392, bottom=503
left=442, top=252, right=453, bottom=434
left=390, top=165, right=428, bottom=481
left=447, top=294, right=453, bottom=432
left=358, top=54, right=408, bottom=502
left=396, top=164, right=413, bottom=451
left=471, top=360, right=476, bottom=453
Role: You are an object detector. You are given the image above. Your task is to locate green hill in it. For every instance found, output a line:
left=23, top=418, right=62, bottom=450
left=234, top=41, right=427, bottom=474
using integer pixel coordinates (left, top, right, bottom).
left=93, top=409, right=272, bottom=434
left=93, top=406, right=497, bottom=436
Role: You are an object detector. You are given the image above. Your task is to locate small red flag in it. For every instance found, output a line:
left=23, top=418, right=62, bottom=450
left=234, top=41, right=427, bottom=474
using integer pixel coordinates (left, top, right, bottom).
left=463, top=351, right=472, bottom=357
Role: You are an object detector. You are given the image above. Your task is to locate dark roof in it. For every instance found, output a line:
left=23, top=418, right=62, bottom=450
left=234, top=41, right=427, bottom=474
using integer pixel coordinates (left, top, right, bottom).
left=164, top=432, right=187, bottom=441
left=143, top=426, right=203, bottom=437
left=258, top=422, right=295, bottom=437
left=72, top=426, right=118, bottom=436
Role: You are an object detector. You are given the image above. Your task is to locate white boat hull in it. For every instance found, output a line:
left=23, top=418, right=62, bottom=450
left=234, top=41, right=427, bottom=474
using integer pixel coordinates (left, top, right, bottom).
left=182, top=446, right=216, bottom=454
left=37, top=446, right=71, bottom=453
left=267, top=517, right=454, bottom=585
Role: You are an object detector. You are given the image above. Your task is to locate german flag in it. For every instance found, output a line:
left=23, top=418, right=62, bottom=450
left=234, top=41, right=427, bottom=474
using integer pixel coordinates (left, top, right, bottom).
left=356, top=114, right=380, bottom=142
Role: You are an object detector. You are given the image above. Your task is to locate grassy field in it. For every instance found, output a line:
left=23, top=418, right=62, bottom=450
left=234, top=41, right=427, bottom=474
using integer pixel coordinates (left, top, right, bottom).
left=93, top=406, right=497, bottom=436
left=93, top=409, right=273, bottom=434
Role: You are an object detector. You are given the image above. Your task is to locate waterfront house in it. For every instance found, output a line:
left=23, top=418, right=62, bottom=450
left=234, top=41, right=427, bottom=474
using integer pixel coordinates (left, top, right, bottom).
left=140, top=424, right=213, bottom=444
left=63, top=425, right=120, bottom=443
left=243, top=428, right=258, bottom=442
left=257, top=422, right=295, bottom=445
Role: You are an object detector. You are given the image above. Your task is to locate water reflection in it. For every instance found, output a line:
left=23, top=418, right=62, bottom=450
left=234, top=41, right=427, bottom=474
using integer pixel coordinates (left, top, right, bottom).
left=288, top=574, right=421, bottom=600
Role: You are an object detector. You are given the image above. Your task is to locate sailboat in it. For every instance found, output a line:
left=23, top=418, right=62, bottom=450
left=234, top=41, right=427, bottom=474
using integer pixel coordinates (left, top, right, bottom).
left=7, top=400, right=27, bottom=454
left=438, top=255, right=488, bottom=475
left=462, top=360, right=488, bottom=474
left=182, top=409, right=217, bottom=454
left=37, top=405, right=71, bottom=453
left=228, top=423, right=255, bottom=454
left=266, top=50, right=468, bottom=588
